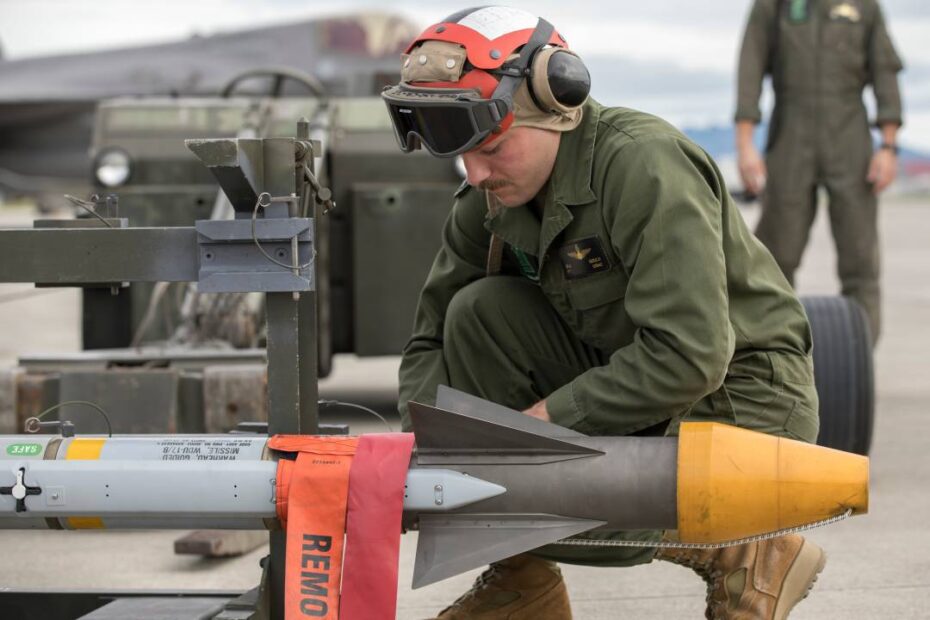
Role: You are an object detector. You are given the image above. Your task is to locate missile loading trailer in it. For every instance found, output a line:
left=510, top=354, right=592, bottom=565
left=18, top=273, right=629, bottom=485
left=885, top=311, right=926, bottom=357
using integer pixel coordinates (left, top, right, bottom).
left=0, top=129, right=349, bottom=619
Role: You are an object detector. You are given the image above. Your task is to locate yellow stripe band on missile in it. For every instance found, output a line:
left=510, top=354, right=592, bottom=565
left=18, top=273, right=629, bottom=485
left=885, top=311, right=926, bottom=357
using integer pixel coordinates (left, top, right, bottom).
left=65, top=438, right=106, bottom=461
left=677, top=422, right=869, bottom=543
left=67, top=517, right=105, bottom=529
left=64, top=438, right=106, bottom=529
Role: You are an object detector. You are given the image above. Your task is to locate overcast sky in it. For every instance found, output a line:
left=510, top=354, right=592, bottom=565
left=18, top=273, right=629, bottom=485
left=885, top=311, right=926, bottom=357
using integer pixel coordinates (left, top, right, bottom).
left=1, top=0, right=928, bottom=149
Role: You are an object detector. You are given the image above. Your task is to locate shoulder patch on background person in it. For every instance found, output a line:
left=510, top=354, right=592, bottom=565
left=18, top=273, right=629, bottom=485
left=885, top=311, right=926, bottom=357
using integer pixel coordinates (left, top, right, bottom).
left=558, top=236, right=611, bottom=279
left=454, top=180, right=472, bottom=199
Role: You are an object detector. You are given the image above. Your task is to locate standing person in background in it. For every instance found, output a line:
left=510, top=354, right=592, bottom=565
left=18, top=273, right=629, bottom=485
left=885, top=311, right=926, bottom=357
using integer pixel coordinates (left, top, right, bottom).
left=736, top=0, right=904, bottom=345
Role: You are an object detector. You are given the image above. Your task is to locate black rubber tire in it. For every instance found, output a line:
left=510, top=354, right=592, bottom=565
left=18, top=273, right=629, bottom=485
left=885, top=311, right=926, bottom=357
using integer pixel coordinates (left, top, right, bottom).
left=800, top=296, right=874, bottom=455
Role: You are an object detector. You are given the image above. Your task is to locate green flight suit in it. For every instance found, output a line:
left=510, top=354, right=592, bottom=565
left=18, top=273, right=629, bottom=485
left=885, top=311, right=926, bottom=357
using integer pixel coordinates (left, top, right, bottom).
left=399, top=99, right=819, bottom=566
left=736, top=0, right=904, bottom=343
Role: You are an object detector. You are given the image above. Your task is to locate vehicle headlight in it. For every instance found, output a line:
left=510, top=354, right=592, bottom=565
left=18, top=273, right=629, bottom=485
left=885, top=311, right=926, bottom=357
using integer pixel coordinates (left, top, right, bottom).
left=94, top=149, right=132, bottom=187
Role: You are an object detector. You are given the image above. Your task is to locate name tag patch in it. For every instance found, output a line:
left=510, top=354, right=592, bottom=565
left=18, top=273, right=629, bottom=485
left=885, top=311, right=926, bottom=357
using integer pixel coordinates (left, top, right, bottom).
left=558, top=236, right=611, bottom=279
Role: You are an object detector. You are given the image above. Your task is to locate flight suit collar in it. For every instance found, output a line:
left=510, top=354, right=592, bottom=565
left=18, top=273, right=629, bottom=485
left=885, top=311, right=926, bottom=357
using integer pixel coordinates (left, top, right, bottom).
left=484, top=99, right=601, bottom=258
left=485, top=199, right=540, bottom=256
left=549, top=99, right=600, bottom=208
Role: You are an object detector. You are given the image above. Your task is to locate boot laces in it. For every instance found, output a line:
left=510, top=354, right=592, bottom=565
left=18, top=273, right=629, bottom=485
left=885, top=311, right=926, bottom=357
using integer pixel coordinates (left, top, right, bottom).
left=665, top=551, right=728, bottom=618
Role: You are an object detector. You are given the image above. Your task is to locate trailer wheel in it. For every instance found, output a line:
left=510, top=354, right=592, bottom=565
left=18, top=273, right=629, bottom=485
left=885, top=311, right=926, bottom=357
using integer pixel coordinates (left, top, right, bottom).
left=800, top=296, right=874, bottom=455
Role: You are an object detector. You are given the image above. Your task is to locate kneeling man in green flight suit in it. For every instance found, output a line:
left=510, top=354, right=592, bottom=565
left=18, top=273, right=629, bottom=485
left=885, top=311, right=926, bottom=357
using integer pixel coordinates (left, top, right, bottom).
left=383, top=7, right=823, bottom=620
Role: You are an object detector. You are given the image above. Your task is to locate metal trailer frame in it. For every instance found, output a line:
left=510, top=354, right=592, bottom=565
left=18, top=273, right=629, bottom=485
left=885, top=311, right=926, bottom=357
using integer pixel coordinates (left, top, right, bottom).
left=0, top=123, right=324, bottom=619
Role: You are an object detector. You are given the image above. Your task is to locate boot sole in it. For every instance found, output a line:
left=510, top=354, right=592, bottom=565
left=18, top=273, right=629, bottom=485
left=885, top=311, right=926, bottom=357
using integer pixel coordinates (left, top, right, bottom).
left=773, top=539, right=827, bottom=620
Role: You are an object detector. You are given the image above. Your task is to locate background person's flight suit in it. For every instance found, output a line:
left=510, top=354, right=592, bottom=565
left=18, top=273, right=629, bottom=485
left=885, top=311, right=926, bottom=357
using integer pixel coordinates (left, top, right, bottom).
left=398, top=99, right=820, bottom=566
left=736, top=0, right=904, bottom=342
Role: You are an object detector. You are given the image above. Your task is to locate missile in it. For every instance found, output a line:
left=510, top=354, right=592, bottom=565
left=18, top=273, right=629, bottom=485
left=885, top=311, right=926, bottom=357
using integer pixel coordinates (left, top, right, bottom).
left=0, top=387, right=868, bottom=588
left=404, top=387, right=868, bottom=586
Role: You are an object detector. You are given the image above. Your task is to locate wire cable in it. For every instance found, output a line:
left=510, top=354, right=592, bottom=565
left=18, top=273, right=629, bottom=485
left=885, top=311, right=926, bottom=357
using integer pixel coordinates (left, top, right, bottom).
left=250, top=192, right=315, bottom=271
left=24, top=400, right=113, bottom=437
left=64, top=195, right=113, bottom=228
left=318, top=400, right=394, bottom=433
left=555, top=509, right=854, bottom=550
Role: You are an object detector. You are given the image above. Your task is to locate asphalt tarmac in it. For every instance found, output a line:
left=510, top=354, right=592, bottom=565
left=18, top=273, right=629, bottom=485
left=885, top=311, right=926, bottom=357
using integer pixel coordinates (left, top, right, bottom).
left=0, top=197, right=928, bottom=618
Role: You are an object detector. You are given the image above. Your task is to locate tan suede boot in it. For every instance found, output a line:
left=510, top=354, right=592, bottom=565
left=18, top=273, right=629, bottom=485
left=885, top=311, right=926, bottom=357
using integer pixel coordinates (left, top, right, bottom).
left=427, top=553, right=572, bottom=620
left=655, top=534, right=826, bottom=620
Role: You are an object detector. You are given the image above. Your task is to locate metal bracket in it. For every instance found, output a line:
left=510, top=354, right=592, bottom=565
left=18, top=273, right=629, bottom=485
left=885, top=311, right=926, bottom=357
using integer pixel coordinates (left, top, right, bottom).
left=24, top=418, right=75, bottom=437
left=195, top=218, right=314, bottom=293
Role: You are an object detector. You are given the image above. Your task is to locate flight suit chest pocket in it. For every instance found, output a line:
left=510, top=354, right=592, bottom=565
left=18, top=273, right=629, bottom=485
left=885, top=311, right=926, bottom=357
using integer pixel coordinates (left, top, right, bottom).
left=563, top=268, right=632, bottom=351
left=821, top=1, right=869, bottom=85
left=822, top=3, right=867, bottom=56
left=824, top=22, right=866, bottom=51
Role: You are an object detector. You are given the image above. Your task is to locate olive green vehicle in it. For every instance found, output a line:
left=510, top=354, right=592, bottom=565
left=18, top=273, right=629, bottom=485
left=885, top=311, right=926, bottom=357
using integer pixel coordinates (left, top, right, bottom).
left=84, top=75, right=462, bottom=376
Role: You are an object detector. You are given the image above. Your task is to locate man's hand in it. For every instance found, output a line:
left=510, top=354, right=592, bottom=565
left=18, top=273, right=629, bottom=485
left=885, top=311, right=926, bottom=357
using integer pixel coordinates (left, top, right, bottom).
left=867, top=148, right=898, bottom=194
left=735, top=120, right=766, bottom=197
left=738, top=144, right=767, bottom=197
left=522, top=400, right=550, bottom=422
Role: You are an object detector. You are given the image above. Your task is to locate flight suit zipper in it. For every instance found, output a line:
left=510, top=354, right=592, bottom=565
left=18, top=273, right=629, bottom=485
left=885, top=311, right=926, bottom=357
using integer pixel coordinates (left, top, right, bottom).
left=815, top=1, right=825, bottom=174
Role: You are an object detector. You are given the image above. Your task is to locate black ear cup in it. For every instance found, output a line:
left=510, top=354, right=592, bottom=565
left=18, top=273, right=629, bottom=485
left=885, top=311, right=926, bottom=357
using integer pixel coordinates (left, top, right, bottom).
left=546, top=50, right=591, bottom=107
left=528, top=48, right=591, bottom=113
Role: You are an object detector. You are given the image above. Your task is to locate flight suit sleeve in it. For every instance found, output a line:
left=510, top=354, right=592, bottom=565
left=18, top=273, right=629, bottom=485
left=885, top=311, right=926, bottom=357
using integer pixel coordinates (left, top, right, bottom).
left=545, top=137, right=735, bottom=435
left=397, top=187, right=489, bottom=430
left=869, top=2, right=904, bottom=126
left=735, top=0, right=776, bottom=124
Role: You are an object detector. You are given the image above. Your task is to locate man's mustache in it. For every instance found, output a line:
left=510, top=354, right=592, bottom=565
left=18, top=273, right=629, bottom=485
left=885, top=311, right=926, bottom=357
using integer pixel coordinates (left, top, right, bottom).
left=478, top=179, right=509, bottom=191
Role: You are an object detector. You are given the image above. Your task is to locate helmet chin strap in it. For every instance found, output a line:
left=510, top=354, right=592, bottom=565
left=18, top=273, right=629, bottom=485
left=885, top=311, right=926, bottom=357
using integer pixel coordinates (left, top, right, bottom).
left=488, top=18, right=555, bottom=118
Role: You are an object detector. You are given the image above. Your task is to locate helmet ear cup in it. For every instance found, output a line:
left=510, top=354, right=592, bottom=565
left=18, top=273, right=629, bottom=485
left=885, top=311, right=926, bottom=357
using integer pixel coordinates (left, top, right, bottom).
left=528, top=48, right=591, bottom=114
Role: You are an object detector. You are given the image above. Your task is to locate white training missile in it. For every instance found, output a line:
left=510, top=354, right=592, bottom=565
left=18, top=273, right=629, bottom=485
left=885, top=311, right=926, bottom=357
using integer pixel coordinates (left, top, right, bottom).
left=0, top=387, right=868, bottom=588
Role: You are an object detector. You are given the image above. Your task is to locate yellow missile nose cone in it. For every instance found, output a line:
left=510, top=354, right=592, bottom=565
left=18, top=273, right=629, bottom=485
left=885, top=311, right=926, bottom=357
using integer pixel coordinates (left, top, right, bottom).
left=677, top=422, right=869, bottom=543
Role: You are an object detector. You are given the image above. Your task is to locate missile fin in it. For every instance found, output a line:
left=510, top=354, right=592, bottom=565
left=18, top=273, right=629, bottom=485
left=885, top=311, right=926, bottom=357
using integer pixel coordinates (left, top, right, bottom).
left=436, top=385, right=588, bottom=439
left=412, top=513, right=605, bottom=588
left=409, top=400, right=604, bottom=465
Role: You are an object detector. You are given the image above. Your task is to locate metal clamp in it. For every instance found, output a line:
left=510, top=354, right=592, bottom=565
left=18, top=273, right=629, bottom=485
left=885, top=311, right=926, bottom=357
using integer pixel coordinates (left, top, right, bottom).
left=24, top=418, right=75, bottom=437
left=195, top=216, right=315, bottom=294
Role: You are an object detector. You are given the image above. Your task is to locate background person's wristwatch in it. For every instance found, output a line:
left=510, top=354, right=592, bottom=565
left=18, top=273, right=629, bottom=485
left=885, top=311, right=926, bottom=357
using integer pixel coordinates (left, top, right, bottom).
left=879, top=142, right=900, bottom=155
